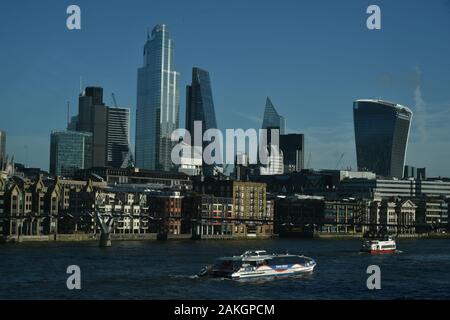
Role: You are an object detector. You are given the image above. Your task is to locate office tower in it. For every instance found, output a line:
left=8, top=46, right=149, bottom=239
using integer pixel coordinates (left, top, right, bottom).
left=0, top=130, right=6, bottom=160
left=50, top=131, right=92, bottom=177
left=353, top=99, right=412, bottom=178
left=76, top=86, right=130, bottom=168
left=136, top=24, right=180, bottom=171
left=77, top=87, right=107, bottom=167
left=404, top=165, right=417, bottom=179
left=186, top=67, right=219, bottom=176
left=280, top=134, right=304, bottom=173
left=107, top=107, right=130, bottom=168
left=260, top=127, right=284, bottom=175
left=262, top=97, right=286, bottom=135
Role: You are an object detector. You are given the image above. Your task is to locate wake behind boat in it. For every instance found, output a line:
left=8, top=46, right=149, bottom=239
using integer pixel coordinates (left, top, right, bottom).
left=198, top=250, right=316, bottom=280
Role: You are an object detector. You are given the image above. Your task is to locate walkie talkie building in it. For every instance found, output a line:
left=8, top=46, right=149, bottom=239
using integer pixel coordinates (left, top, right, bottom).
left=353, top=99, right=412, bottom=178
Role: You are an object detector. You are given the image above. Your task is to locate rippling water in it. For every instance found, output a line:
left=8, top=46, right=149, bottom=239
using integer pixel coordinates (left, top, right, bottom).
left=1, top=239, right=449, bottom=299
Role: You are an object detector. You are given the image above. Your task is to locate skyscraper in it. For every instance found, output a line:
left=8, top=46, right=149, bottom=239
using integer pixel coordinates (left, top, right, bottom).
left=76, top=86, right=130, bottom=169
left=0, top=130, right=6, bottom=160
left=262, top=97, right=286, bottom=135
left=186, top=67, right=219, bottom=176
left=280, top=134, right=304, bottom=173
left=77, top=87, right=107, bottom=167
left=107, top=107, right=130, bottom=168
left=353, top=99, right=412, bottom=178
left=50, top=131, right=92, bottom=177
left=136, top=24, right=180, bottom=171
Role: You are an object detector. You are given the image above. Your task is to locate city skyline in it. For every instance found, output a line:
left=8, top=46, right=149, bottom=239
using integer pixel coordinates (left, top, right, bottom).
left=1, top=1, right=450, bottom=176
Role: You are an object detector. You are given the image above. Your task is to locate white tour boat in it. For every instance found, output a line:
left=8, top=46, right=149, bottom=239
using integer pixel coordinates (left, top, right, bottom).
left=198, top=250, right=316, bottom=279
left=361, top=236, right=397, bottom=254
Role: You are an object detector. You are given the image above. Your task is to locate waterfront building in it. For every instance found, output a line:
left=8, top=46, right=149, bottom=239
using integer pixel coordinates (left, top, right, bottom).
left=106, top=107, right=131, bottom=168
left=183, top=194, right=233, bottom=239
left=50, top=131, right=93, bottom=177
left=274, top=195, right=325, bottom=236
left=74, top=167, right=191, bottom=189
left=353, top=99, right=412, bottom=178
left=251, top=170, right=337, bottom=196
left=280, top=134, right=304, bottom=173
left=0, top=175, right=71, bottom=237
left=323, top=198, right=371, bottom=234
left=186, top=67, right=220, bottom=176
left=369, top=198, right=416, bottom=234
left=262, top=97, right=286, bottom=134
left=193, top=178, right=272, bottom=237
left=414, top=196, right=448, bottom=232
left=135, top=24, right=180, bottom=171
left=147, top=190, right=183, bottom=236
left=339, top=178, right=450, bottom=199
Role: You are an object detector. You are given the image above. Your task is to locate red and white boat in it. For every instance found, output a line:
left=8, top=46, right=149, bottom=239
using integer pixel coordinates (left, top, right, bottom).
left=361, top=236, right=396, bottom=254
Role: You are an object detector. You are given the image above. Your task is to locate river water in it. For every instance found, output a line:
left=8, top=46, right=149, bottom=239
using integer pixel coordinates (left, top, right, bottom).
left=0, top=239, right=449, bottom=299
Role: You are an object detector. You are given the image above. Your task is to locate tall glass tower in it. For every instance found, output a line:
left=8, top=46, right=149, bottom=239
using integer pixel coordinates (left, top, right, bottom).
left=353, top=99, right=412, bottom=178
left=186, top=67, right=219, bottom=176
left=135, top=24, right=180, bottom=171
left=262, top=97, right=286, bottom=134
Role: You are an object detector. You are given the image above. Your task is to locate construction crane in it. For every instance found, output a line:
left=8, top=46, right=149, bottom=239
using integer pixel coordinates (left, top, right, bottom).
left=335, top=153, right=345, bottom=170
left=306, top=152, right=312, bottom=169
left=111, top=93, right=118, bottom=107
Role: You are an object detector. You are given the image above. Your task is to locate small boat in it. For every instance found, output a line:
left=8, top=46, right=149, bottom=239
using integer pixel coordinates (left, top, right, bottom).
left=198, top=250, right=316, bottom=279
left=361, top=236, right=396, bottom=254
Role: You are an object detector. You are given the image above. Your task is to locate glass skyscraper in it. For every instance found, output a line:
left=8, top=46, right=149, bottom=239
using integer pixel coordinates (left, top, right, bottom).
left=135, top=24, right=180, bottom=171
left=353, top=99, right=413, bottom=178
left=50, top=131, right=92, bottom=177
left=262, top=97, right=286, bottom=135
left=107, top=107, right=130, bottom=168
left=186, top=67, right=219, bottom=176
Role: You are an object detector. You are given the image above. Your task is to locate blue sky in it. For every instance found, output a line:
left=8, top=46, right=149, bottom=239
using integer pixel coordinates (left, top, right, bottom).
left=1, top=0, right=450, bottom=176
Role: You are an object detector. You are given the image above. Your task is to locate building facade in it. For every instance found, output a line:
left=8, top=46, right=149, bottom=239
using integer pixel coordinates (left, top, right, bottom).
left=50, top=131, right=93, bottom=177
left=280, top=134, right=304, bottom=173
left=135, top=24, right=180, bottom=171
left=183, top=194, right=233, bottom=239
left=186, top=67, right=219, bottom=176
left=193, top=179, right=272, bottom=237
left=106, top=107, right=130, bottom=168
left=262, top=97, right=286, bottom=134
left=353, top=99, right=412, bottom=178
left=77, top=87, right=108, bottom=167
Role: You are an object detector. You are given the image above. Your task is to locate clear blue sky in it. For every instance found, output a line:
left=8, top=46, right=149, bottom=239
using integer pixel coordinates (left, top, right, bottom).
left=1, top=0, right=450, bottom=176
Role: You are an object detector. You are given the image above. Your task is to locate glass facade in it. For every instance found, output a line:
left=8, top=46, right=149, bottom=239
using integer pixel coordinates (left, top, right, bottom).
left=186, top=67, right=219, bottom=176
left=353, top=99, right=412, bottom=178
left=107, top=107, right=130, bottom=168
left=280, top=133, right=304, bottom=172
left=135, top=24, right=180, bottom=171
left=262, top=97, right=286, bottom=134
left=50, top=131, right=92, bottom=177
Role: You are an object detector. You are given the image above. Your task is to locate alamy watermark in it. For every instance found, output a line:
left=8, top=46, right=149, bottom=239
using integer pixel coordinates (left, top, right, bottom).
left=171, top=121, right=281, bottom=167
left=366, top=265, right=381, bottom=290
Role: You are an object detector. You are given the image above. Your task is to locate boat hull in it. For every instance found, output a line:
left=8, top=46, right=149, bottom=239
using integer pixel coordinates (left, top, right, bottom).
left=360, top=249, right=396, bottom=254
left=231, top=264, right=316, bottom=280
